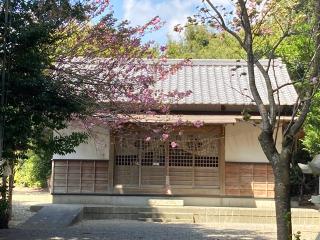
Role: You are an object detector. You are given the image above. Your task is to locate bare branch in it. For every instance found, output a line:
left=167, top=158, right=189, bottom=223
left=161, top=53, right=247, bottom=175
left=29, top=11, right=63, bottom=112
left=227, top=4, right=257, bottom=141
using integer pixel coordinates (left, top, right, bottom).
left=205, top=0, right=246, bottom=49
left=254, top=61, right=277, bottom=127
left=266, top=33, right=289, bottom=72
left=271, top=60, right=281, bottom=144
left=272, top=82, right=296, bottom=92
left=236, top=0, right=272, bottom=131
left=289, top=99, right=312, bottom=136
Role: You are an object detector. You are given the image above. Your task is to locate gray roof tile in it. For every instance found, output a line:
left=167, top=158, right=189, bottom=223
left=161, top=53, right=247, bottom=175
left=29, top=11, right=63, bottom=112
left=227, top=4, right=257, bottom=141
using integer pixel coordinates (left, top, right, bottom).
left=156, top=59, right=297, bottom=106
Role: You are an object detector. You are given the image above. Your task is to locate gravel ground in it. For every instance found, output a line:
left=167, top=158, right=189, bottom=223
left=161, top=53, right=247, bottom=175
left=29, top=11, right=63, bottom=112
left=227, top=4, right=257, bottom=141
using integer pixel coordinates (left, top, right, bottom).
left=1, top=188, right=319, bottom=240
left=2, top=219, right=277, bottom=240
left=2, top=219, right=319, bottom=240
left=9, top=187, right=52, bottom=227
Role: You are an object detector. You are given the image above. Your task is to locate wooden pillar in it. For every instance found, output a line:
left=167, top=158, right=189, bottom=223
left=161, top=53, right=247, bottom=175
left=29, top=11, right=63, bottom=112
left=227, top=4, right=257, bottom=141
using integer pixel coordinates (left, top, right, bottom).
left=51, top=160, right=55, bottom=194
left=79, top=160, right=82, bottom=193
left=165, top=141, right=170, bottom=193
left=66, top=160, right=69, bottom=193
left=192, top=146, right=195, bottom=188
left=219, top=125, right=226, bottom=196
left=108, top=134, right=115, bottom=193
left=138, top=139, right=142, bottom=188
left=93, top=160, right=96, bottom=192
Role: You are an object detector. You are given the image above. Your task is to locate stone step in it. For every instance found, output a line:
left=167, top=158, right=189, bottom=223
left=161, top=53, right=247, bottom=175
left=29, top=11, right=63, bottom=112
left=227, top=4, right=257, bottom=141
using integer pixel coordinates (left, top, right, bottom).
left=28, top=204, right=320, bottom=225
left=138, top=218, right=194, bottom=223
left=139, top=217, right=164, bottom=223
left=138, top=212, right=193, bottom=220
left=83, top=206, right=150, bottom=214
left=148, top=199, right=184, bottom=207
left=85, top=213, right=139, bottom=220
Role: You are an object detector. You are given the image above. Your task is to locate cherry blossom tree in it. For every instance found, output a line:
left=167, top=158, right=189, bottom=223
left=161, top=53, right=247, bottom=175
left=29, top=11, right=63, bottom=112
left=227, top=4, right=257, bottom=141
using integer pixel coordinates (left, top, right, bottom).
left=0, top=0, right=188, bottom=227
left=52, top=6, right=190, bottom=134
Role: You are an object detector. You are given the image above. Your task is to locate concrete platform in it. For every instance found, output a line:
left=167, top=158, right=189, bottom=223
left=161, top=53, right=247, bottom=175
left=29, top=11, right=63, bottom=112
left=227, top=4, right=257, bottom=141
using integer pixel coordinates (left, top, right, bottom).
left=29, top=204, right=320, bottom=225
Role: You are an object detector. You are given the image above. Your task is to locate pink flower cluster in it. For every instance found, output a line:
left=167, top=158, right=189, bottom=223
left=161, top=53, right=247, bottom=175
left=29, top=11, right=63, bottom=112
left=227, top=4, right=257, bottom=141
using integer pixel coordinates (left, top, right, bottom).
left=193, top=120, right=204, bottom=128
left=137, top=16, right=164, bottom=35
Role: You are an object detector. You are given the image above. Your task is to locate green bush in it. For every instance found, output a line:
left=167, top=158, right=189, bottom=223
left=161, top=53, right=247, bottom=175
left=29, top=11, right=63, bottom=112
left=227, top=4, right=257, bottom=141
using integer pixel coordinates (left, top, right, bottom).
left=15, top=149, right=52, bottom=188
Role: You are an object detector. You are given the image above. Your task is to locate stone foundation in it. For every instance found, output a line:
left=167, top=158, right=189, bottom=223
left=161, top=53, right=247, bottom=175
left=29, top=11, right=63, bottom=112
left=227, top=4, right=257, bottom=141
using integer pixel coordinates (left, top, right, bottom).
left=52, top=195, right=276, bottom=208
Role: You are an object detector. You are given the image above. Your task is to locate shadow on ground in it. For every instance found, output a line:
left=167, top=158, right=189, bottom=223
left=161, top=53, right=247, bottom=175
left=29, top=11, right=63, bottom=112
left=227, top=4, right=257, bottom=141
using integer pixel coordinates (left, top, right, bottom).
left=0, top=220, right=274, bottom=240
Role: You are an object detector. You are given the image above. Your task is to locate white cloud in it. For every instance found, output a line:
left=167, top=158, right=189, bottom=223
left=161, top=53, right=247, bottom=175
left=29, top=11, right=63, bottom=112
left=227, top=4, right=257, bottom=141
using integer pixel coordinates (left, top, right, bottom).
left=122, top=0, right=231, bottom=43
left=123, top=0, right=197, bottom=41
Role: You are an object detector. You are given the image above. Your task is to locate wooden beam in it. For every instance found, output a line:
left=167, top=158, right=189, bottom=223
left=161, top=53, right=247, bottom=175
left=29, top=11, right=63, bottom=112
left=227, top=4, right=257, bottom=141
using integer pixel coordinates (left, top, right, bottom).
left=108, top=135, right=115, bottom=193
left=219, top=125, right=226, bottom=195
left=93, top=160, right=96, bottom=193
left=51, top=160, right=55, bottom=194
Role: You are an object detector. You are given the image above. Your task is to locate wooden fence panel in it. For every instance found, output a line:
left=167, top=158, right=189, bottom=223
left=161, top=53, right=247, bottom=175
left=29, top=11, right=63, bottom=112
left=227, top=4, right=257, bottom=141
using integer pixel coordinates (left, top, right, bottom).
left=225, top=162, right=274, bottom=198
left=141, top=166, right=165, bottom=186
left=52, top=160, right=108, bottom=194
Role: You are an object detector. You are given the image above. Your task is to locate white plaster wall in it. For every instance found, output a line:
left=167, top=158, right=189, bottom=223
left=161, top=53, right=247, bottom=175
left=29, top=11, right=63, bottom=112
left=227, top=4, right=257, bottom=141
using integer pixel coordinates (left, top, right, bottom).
left=52, top=125, right=110, bottom=160
left=225, top=122, right=282, bottom=163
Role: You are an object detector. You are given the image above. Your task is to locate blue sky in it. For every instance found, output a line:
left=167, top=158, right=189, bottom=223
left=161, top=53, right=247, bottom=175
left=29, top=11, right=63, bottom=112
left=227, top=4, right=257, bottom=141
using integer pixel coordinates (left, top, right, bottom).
left=110, top=0, right=231, bottom=45
left=109, top=0, right=202, bottom=45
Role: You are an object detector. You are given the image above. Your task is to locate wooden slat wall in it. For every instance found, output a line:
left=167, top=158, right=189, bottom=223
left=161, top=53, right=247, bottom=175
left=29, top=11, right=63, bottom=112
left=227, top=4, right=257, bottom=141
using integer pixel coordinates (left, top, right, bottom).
left=53, top=160, right=108, bottom=194
left=169, top=167, right=193, bottom=186
left=114, top=166, right=139, bottom=186
left=194, top=167, right=219, bottom=187
left=141, top=166, right=165, bottom=186
left=225, top=162, right=274, bottom=198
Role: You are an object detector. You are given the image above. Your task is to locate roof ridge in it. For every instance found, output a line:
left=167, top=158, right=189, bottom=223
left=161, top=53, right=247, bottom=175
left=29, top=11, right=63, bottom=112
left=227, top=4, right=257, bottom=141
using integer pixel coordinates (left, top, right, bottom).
left=164, top=58, right=284, bottom=66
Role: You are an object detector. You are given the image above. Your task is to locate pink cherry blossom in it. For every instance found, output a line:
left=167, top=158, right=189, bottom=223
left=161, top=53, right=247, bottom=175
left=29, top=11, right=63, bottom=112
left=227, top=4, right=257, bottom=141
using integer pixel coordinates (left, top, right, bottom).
left=160, top=45, right=167, bottom=52
left=151, top=16, right=161, bottom=25
left=173, top=118, right=184, bottom=127
left=193, top=120, right=204, bottom=128
left=162, top=133, right=169, bottom=141
left=171, top=141, right=178, bottom=148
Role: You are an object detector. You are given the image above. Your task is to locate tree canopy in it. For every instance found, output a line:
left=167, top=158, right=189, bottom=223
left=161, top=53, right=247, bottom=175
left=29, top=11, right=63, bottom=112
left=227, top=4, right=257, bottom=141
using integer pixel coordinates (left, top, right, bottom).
left=167, top=25, right=244, bottom=59
left=0, top=0, right=186, bottom=228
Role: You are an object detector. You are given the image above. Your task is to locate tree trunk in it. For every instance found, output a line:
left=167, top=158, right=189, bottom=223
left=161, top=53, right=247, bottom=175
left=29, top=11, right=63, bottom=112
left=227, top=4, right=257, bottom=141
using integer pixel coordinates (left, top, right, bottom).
left=0, top=176, right=9, bottom=229
left=273, top=150, right=292, bottom=240
left=7, top=172, right=13, bottom=220
left=259, top=131, right=293, bottom=240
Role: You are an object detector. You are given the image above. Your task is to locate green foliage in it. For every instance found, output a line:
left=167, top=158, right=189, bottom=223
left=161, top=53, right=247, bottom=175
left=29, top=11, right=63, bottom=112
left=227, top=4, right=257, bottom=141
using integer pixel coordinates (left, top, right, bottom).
left=0, top=0, right=92, bottom=164
left=37, top=130, right=88, bottom=156
left=293, top=231, right=305, bottom=240
left=15, top=149, right=51, bottom=188
left=167, top=25, right=244, bottom=59
left=276, top=33, right=314, bottom=80
left=290, top=143, right=315, bottom=197
left=14, top=131, right=87, bottom=187
left=302, top=92, right=320, bottom=154
left=0, top=0, right=92, bottom=221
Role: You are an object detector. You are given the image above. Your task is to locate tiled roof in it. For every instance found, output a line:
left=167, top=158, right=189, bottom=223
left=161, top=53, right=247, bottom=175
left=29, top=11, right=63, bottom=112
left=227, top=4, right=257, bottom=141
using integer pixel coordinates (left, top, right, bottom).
left=156, top=59, right=298, bottom=106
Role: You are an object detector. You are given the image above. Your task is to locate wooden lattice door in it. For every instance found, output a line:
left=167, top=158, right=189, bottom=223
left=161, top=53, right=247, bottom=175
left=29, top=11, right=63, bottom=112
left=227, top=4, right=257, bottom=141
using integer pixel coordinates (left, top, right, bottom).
left=114, top=126, right=222, bottom=194
left=114, top=138, right=139, bottom=187
left=169, top=133, right=220, bottom=188
left=114, top=138, right=166, bottom=188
